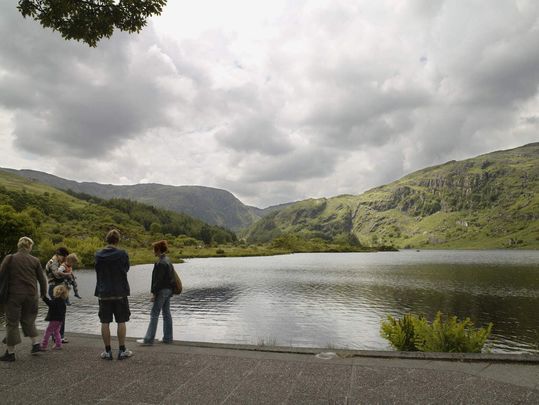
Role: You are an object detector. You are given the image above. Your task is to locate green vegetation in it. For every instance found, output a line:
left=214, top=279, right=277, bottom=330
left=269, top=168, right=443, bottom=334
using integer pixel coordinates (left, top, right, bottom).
left=4, top=143, right=537, bottom=259
left=0, top=171, right=364, bottom=267
left=381, top=312, right=493, bottom=353
left=4, top=168, right=264, bottom=232
left=17, top=0, right=167, bottom=47
left=0, top=205, right=36, bottom=257
left=380, top=314, right=418, bottom=352
left=0, top=170, right=237, bottom=267
left=245, top=143, right=539, bottom=249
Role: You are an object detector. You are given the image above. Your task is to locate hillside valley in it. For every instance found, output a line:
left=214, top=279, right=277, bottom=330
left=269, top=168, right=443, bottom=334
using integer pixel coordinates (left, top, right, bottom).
left=0, top=169, right=280, bottom=231
left=244, top=143, right=539, bottom=249
left=2, top=142, right=538, bottom=250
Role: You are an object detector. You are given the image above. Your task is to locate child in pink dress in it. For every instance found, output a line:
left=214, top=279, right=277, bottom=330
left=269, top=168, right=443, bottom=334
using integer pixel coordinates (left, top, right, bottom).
left=41, top=284, right=69, bottom=350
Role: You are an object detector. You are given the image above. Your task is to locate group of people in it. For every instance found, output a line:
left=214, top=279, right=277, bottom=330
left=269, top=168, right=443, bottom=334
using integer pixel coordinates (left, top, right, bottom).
left=0, top=229, right=178, bottom=362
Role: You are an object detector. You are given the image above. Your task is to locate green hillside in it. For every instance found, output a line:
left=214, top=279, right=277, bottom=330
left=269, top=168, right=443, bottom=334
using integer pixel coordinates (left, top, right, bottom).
left=1, top=169, right=267, bottom=231
left=0, top=171, right=236, bottom=266
left=245, top=143, right=539, bottom=249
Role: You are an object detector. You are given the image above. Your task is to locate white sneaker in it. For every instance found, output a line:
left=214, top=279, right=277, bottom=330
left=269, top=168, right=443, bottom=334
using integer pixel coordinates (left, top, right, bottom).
left=118, top=348, right=133, bottom=360
left=136, top=339, right=153, bottom=346
left=100, top=350, right=113, bottom=360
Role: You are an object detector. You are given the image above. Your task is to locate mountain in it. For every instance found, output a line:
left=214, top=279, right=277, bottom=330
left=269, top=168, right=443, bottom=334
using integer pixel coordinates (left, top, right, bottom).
left=0, top=170, right=236, bottom=264
left=244, top=143, right=539, bottom=249
left=0, top=169, right=271, bottom=231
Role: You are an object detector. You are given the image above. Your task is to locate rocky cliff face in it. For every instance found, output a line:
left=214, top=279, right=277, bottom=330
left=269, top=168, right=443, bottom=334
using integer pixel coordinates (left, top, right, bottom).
left=246, top=143, right=539, bottom=249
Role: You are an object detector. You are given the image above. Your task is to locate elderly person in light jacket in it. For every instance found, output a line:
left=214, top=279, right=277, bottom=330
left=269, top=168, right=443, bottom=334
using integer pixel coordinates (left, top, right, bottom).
left=0, top=237, right=47, bottom=362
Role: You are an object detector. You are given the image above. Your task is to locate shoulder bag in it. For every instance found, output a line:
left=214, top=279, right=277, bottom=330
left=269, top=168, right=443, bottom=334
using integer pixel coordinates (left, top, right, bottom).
left=170, top=262, right=182, bottom=295
left=0, top=255, right=13, bottom=304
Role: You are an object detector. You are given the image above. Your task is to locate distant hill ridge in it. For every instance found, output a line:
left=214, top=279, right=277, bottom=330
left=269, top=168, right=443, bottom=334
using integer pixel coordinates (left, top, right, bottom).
left=3, top=142, right=538, bottom=247
left=0, top=169, right=290, bottom=231
left=244, top=143, right=539, bottom=249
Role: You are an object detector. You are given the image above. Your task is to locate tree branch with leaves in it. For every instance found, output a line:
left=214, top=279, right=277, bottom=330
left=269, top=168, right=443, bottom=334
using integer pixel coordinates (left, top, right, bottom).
left=17, top=0, right=167, bottom=47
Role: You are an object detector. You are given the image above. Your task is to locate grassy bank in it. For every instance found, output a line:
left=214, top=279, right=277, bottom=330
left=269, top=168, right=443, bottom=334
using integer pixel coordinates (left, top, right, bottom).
left=124, top=243, right=381, bottom=266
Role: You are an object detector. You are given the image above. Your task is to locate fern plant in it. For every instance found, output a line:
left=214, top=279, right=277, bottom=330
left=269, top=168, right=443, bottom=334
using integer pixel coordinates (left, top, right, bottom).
left=380, top=312, right=493, bottom=353
left=413, top=312, right=492, bottom=353
left=380, top=313, right=419, bottom=351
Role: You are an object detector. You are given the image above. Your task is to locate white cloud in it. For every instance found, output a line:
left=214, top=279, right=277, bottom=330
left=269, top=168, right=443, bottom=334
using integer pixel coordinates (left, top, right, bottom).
left=0, top=1, right=538, bottom=208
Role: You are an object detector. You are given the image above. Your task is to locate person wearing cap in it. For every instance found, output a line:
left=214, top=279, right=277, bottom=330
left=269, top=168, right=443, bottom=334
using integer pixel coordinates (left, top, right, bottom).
left=0, top=237, right=47, bottom=362
left=45, top=246, right=71, bottom=343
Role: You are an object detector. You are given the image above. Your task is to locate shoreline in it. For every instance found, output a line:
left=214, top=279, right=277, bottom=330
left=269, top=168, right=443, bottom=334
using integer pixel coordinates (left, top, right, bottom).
left=1, top=331, right=538, bottom=404
left=5, top=329, right=537, bottom=364
left=124, top=247, right=539, bottom=266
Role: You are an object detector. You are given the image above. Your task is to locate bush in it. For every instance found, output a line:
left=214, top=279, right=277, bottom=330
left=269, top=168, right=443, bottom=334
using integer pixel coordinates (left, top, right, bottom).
left=381, top=312, right=492, bottom=353
left=380, top=314, right=417, bottom=351
left=75, top=237, right=103, bottom=268
left=35, top=238, right=56, bottom=266
left=0, top=205, right=37, bottom=257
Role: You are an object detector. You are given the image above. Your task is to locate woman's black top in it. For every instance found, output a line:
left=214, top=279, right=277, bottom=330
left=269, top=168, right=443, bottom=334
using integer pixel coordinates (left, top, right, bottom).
left=151, top=254, right=175, bottom=294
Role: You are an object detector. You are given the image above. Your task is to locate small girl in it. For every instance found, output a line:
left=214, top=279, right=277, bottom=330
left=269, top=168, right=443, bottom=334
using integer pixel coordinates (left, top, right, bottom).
left=41, top=284, right=69, bottom=350
left=58, top=253, right=82, bottom=299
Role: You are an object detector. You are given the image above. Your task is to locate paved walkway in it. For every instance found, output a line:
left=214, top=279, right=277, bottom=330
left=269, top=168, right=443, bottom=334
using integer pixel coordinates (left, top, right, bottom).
left=0, top=332, right=538, bottom=404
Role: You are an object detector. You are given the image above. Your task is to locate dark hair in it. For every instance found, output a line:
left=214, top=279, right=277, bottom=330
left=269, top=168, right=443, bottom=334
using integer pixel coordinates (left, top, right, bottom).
left=105, top=229, right=121, bottom=245
left=152, top=240, right=168, bottom=254
left=56, top=247, right=69, bottom=257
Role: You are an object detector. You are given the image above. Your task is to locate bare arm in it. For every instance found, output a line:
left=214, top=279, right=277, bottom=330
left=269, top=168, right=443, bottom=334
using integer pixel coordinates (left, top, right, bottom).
left=57, top=264, right=74, bottom=279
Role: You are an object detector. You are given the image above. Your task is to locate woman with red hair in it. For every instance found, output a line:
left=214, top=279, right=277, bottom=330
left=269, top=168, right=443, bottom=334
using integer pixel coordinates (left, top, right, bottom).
left=137, top=240, right=176, bottom=345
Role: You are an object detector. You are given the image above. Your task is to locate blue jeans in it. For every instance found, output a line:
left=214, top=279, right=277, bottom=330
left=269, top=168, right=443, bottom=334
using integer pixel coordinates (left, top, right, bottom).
left=143, top=288, right=173, bottom=343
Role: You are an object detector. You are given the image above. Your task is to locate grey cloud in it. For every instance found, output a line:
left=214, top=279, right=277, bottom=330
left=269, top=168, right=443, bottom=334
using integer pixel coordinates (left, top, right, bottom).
left=1, top=1, right=539, bottom=208
left=216, top=116, right=293, bottom=155
left=0, top=3, right=183, bottom=157
left=292, top=72, right=430, bottom=152
left=406, top=0, right=446, bottom=19
left=238, top=147, right=340, bottom=183
left=464, top=32, right=539, bottom=107
left=522, top=116, right=539, bottom=125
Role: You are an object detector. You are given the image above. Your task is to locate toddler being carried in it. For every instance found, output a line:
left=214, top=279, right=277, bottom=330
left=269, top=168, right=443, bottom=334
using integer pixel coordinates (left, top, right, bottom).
left=58, top=253, right=82, bottom=299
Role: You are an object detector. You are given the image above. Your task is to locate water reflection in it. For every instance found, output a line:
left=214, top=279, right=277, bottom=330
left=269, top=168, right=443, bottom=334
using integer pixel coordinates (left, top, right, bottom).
left=2, top=251, right=538, bottom=353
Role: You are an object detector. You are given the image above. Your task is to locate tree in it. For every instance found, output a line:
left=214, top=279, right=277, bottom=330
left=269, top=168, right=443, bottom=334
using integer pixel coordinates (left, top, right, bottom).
left=199, top=225, right=212, bottom=246
left=17, top=0, right=167, bottom=47
left=0, top=205, right=36, bottom=258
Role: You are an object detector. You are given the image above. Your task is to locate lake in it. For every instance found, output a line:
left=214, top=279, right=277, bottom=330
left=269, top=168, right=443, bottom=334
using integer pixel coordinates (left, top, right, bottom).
left=34, top=250, right=539, bottom=353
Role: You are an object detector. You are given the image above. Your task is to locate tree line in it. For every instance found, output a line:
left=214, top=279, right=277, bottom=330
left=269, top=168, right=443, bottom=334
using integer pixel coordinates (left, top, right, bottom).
left=0, top=185, right=236, bottom=264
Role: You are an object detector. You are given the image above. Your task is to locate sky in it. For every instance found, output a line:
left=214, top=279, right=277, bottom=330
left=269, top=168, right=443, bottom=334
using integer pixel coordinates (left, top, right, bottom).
left=1, top=0, right=538, bottom=208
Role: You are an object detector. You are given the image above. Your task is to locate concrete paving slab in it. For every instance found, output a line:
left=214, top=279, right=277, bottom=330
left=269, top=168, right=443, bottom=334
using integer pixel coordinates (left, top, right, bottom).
left=437, top=376, right=533, bottom=405
left=421, top=359, right=490, bottom=375
left=350, top=366, right=455, bottom=404
left=285, top=394, right=350, bottom=404
left=0, top=332, right=538, bottom=405
left=252, top=358, right=305, bottom=376
left=223, top=372, right=296, bottom=405
left=291, top=363, right=352, bottom=399
left=477, top=363, right=539, bottom=389
left=107, top=364, right=199, bottom=404
left=352, top=356, right=436, bottom=369
left=162, top=358, right=259, bottom=404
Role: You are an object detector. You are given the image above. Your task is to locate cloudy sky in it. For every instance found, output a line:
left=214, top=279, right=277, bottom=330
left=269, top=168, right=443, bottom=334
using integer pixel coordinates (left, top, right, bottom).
left=1, top=0, right=538, bottom=207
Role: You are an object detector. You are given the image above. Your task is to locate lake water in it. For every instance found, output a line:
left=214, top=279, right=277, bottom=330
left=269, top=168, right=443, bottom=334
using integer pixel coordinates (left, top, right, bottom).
left=33, top=250, right=539, bottom=353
